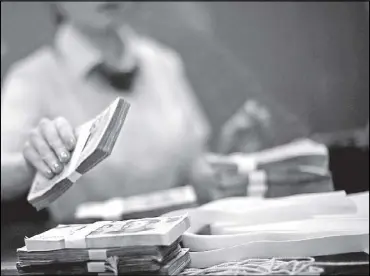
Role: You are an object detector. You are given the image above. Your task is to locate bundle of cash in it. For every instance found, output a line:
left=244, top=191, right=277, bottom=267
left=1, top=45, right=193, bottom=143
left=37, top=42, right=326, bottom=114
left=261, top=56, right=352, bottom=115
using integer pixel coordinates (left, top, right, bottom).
left=27, top=97, right=130, bottom=211
left=208, top=139, right=328, bottom=173
left=15, top=216, right=191, bottom=275
left=18, top=239, right=181, bottom=264
left=75, top=186, right=198, bottom=222
left=207, top=139, right=332, bottom=197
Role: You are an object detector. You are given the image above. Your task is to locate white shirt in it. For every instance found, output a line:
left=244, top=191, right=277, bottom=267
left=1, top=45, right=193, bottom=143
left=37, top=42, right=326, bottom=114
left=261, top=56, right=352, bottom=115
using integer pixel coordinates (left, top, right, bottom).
left=1, top=24, right=210, bottom=222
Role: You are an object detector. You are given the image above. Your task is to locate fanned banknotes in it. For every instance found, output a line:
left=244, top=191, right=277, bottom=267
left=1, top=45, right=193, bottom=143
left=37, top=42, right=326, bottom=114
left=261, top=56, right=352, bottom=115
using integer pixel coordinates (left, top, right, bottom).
left=27, top=98, right=130, bottom=210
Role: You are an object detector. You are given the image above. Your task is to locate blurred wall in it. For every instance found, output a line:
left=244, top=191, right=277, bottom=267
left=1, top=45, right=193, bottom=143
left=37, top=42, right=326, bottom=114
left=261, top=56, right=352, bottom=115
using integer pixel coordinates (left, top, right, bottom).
left=1, top=2, right=369, bottom=149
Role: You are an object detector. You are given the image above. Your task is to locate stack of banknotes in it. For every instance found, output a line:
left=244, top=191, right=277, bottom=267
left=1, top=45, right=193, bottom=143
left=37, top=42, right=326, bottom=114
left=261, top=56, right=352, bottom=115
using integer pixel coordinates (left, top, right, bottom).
left=14, top=215, right=191, bottom=275
left=74, top=186, right=198, bottom=222
left=28, top=97, right=130, bottom=211
left=207, top=138, right=333, bottom=198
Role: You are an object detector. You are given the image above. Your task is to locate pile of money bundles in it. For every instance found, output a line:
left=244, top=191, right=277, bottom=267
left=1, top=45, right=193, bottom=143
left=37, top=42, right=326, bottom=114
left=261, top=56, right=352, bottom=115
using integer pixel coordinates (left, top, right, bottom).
left=16, top=215, right=190, bottom=275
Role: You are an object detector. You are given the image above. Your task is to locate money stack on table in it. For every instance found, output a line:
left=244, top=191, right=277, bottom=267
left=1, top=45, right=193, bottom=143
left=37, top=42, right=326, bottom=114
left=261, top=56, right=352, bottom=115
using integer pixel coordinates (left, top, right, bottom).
left=207, top=138, right=333, bottom=198
left=75, top=185, right=198, bottom=222
left=14, top=215, right=191, bottom=275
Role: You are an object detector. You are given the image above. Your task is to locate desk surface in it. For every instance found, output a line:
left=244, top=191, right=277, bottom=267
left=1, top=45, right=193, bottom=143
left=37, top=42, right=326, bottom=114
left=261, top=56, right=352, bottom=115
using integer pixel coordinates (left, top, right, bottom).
left=2, top=193, right=369, bottom=275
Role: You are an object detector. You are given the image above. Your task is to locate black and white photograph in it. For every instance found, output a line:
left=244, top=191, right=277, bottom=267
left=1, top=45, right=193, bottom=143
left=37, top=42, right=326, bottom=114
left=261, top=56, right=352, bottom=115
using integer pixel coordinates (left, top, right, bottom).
left=1, top=1, right=369, bottom=275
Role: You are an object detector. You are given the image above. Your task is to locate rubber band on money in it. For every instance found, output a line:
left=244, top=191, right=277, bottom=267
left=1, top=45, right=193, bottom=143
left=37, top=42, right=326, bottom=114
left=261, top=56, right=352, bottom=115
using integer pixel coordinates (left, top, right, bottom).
left=65, top=221, right=109, bottom=248
left=229, top=155, right=256, bottom=174
left=247, top=170, right=267, bottom=197
left=88, top=249, right=108, bottom=260
left=68, top=171, right=82, bottom=183
left=87, top=262, right=106, bottom=273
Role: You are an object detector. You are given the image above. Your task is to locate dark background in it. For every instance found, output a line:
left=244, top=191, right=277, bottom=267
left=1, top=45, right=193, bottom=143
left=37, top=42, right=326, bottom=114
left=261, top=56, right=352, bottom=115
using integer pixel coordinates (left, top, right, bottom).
left=1, top=2, right=369, bottom=150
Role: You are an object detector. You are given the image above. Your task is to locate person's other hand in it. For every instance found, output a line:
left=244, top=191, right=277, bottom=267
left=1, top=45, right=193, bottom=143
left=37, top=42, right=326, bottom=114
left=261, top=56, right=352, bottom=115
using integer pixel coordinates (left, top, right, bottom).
left=218, top=100, right=272, bottom=154
left=22, top=117, right=76, bottom=179
left=190, top=154, right=248, bottom=204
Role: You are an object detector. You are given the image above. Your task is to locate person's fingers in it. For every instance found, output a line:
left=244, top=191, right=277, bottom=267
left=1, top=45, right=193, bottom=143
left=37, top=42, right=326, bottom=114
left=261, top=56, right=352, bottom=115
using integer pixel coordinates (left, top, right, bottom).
left=244, top=101, right=271, bottom=126
left=54, top=117, right=76, bottom=151
left=29, top=128, right=63, bottom=174
left=39, top=118, right=70, bottom=163
left=190, top=157, right=220, bottom=204
left=223, top=112, right=253, bottom=136
left=209, top=160, right=239, bottom=183
left=23, top=141, right=54, bottom=179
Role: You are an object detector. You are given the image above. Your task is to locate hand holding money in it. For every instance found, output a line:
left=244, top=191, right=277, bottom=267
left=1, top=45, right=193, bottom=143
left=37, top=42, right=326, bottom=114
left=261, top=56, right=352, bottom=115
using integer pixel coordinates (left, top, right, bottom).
left=27, top=98, right=130, bottom=210
left=190, top=154, right=248, bottom=204
left=23, top=117, right=77, bottom=179
left=218, top=100, right=273, bottom=154
left=202, top=139, right=332, bottom=198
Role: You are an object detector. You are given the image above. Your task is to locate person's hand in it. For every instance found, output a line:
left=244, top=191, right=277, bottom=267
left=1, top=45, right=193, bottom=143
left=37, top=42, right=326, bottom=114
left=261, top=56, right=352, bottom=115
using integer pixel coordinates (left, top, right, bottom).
left=218, top=100, right=272, bottom=154
left=22, top=117, right=76, bottom=179
left=190, top=154, right=248, bottom=204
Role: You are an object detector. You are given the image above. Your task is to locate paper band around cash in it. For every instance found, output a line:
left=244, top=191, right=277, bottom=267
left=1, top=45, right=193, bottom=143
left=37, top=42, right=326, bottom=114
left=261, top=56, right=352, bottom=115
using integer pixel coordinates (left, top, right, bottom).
left=87, top=262, right=106, bottom=272
left=65, top=221, right=110, bottom=248
left=88, top=249, right=108, bottom=260
left=229, top=155, right=257, bottom=174
left=68, top=171, right=82, bottom=183
left=247, top=170, right=267, bottom=197
left=248, top=170, right=267, bottom=184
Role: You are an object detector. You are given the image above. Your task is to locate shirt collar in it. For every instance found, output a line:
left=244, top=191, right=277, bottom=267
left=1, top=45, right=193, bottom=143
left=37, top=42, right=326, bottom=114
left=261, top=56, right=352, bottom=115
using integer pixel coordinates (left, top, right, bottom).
left=55, top=24, right=101, bottom=78
left=55, top=24, right=138, bottom=78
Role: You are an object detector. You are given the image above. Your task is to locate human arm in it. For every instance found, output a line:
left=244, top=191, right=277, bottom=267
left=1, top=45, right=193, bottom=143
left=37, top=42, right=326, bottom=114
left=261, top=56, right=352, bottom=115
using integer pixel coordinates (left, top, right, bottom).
left=165, top=51, right=245, bottom=202
left=1, top=71, right=76, bottom=201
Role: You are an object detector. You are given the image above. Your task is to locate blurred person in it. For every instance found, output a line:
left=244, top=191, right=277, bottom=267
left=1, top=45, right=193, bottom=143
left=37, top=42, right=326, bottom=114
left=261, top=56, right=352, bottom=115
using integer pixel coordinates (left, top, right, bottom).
left=214, top=98, right=334, bottom=198
left=217, top=99, right=274, bottom=154
left=1, top=2, right=219, bottom=222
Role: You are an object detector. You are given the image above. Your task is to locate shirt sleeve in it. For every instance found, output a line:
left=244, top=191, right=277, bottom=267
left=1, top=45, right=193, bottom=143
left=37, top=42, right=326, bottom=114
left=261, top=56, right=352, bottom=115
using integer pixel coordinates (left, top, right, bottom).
left=1, top=69, right=47, bottom=154
left=168, top=51, right=212, bottom=145
left=163, top=51, right=212, bottom=186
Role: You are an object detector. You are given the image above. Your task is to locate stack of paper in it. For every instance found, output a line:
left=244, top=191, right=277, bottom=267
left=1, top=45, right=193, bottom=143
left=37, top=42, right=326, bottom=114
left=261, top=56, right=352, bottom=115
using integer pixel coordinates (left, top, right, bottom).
left=27, top=98, right=130, bottom=211
left=162, top=191, right=369, bottom=268
left=16, top=216, right=191, bottom=275
left=75, top=186, right=198, bottom=222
